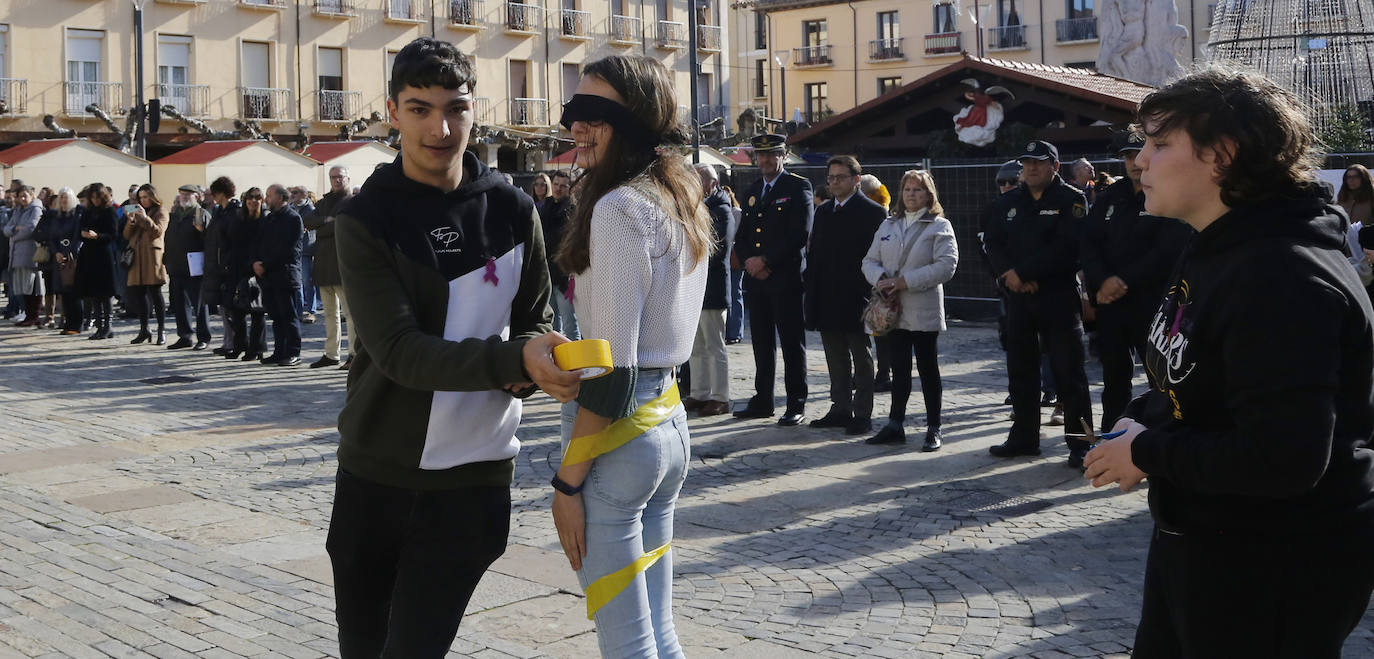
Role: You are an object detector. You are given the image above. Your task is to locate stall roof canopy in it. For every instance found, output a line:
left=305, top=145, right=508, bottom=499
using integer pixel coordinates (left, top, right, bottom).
left=152, top=140, right=319, bottom=165
left=303, top=141, right=392, bottom=162
left=788, top=55, right=1155, bottom=155
left=0, top=138, right=149, bottom=166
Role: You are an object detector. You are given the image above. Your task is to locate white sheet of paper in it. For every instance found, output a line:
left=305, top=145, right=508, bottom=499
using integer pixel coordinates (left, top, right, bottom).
left=187, top=251, right=205, bottom=277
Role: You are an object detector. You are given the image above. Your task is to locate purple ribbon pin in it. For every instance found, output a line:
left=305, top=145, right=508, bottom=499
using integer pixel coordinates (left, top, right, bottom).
left=564, top=276, right=575, bottom=302
left=483, top=258, right=499, bottom=286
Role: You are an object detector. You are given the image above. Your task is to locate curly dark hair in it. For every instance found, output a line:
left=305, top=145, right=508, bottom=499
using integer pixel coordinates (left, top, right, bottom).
left=1136, top=66, right=1319, bottom=207
left=209, top=176, right=237, bottom=199
left=388, top=37, right=476, bottom=101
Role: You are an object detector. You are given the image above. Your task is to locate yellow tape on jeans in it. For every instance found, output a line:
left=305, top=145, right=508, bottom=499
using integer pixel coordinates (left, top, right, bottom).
left=584, top=541, right=672, bottom=619
left=561, top=382, right=680, bottom=466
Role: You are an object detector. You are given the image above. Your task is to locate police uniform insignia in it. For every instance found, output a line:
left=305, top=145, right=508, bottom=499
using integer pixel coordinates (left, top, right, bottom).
left=1105, top=206, right=1115, bottom=220
left=1072, top=203, right=1087, bottom=218
left=1026, top=142, right=1035, bottom=151
left=1006, top=208, right=1016, bottom=220
left=748, top=195, right=756, bottom=206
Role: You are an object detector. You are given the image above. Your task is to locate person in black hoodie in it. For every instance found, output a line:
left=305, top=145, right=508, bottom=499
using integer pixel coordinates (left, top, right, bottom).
left=1084, top=67, right=1374, bottom=657
left=252, top=184, right=304, bottom=366
left=1080, top=131, right=1192, bottom=434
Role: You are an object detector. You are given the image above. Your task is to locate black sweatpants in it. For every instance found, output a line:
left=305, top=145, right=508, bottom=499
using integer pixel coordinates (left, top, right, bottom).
left=887, top=329, right=942, bottom=429
left=327, top=469, right=510, bottom=658
left=1095, top=301, right=1153, bottom=433
left=1133, top=526, right=1374, bottom=658
left=1004, top=285, right=1092, bottom=451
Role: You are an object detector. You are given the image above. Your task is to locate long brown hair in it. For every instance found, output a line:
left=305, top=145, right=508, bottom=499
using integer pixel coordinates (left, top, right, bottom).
left=1338, top=164, right=1373, bottom=206
left=556, top=56, right=712, bottom=274
left=136, top=183, right=163, bottom=215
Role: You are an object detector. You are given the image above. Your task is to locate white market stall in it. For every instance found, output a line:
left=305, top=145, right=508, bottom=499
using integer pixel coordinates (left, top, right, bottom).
left=151, top=140, right=320, bottom=197
left=0, top=139, right=149, bottom=195
left=303, top=141, right=397, bottom=193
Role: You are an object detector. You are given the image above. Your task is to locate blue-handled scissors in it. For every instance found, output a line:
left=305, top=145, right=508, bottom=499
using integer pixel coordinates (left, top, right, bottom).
left=1082, top=420, right=1128, bottom=450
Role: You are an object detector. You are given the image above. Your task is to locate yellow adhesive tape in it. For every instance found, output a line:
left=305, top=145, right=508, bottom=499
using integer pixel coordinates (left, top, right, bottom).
left=585, top=542, right=672, bottom=619
left=562, top=383, right=680, bottom=466
left=553, top=339, right=613, bottom=380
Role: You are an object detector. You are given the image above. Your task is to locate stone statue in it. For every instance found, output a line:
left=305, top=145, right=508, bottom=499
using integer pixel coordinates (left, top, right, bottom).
left=1097, top=0, right=1187, bottom=86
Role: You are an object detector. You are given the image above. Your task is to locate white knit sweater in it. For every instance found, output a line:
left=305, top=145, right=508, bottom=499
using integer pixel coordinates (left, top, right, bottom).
left=573, top=183, right=706, bottom=370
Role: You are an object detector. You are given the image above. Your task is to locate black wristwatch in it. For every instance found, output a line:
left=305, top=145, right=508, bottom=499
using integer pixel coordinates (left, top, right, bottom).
left=551, top=474, right=584, bottom=496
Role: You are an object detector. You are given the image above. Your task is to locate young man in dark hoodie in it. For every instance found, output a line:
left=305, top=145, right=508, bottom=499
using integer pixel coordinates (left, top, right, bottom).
left=328, top=38, right=581, bottom=657
left=1085, top=67, right=1374, bottom=656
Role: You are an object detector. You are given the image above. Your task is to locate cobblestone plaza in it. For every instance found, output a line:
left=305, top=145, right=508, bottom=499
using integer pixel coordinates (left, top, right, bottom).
left=2, top=320, right=1372, bottom=658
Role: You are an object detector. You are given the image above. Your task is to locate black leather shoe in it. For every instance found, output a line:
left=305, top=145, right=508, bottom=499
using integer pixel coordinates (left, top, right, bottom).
left=809, top=411, right=852, bottom=428
left=865, top=425, right=906, bottom=445
left=922, top=429, right=943, bottom=452
left=844, top=417, right=872, bottom=436
left=873, top=378, right=892, bottom=393
left=733, top=397, right=775, bottom=419
left=1040, top=392, right=1058, bottom=407
left=130, top=331, right=152, bottom=345
left=276, top=356, right=302, bottom=367
left=1067, top=450, right=1087, bottom=471
left=212, top=347, right=228, bottom=356
left=166, top=337, right=193, bottom=350
left=989, top=441, right=1042, bottom=457
left=777, top=410, right=806, bottom=427
left=224, top=351, right=241, bottom=360
left=242, top=352, right=262, bottom=362
left=310, top=356, right=341, bottom=368
left=259, top=354, right=281, bottom=365
left=192, top=342, right=208, bottom=351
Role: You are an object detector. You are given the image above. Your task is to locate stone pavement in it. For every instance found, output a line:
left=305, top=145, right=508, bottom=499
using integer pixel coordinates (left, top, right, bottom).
left=1, top=315, right=1371, bottom=658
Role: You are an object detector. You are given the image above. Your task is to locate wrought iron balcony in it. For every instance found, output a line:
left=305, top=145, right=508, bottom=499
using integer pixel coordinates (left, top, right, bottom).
left=510, top=97, right=548, bottom=126
left=505, top=2, right=541, bottom=32
left=386, top=0, right=425, bottom=22
left=238, top=0, right=286, bottom=9
left=450, top=0, right=482, bottom=26
left=239, top=87, right=293, bottom=120
left=924, top=32, right=960, bottom=55
left=318, top=90, right=362, bottom=122
left=473, top=97, right=493, bottom=124
left=987, top=24, right=1030, bottom=50
left=870, top=37, right=906, bottom=60
left=64, top=81, right=123, bottom=116
left=1056, top=16, right=1098, bottom=42
left=156, top=83, right=210, bottom=117
left=314, top=0, right=354, bottom=17
left=656, top=20, right=686, bottom=49
left=794, top=44, right=833, bottom=67
left=560, top=8, right=590, bottom=37
left=697, top=24, right=721, bottom=51
left=610, top=15, right=641, bottom=44
left=0, top=78, right=28, bottom=116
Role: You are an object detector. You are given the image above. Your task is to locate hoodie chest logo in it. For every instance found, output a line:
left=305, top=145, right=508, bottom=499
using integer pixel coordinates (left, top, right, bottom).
left=1145, top=280, right=1198, bottom=418
left=429, top=227, right=462, bottom=254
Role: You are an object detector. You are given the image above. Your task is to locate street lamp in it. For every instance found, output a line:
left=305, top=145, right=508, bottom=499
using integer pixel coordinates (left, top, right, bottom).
left=772, top=49, right=790, bottom=125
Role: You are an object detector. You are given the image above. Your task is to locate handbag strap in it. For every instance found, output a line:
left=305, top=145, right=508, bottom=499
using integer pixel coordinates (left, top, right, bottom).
left=886, top=220, right=928, bottom=279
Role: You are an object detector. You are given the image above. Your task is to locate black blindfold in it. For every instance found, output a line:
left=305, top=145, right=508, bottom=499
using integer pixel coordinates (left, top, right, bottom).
left=559, top=94, right=659, bottom=147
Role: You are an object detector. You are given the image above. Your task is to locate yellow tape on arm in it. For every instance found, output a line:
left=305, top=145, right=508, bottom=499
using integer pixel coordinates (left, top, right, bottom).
left=584, top=542, right=672, bottom=620
left=562, top=383, right=680, bottom=466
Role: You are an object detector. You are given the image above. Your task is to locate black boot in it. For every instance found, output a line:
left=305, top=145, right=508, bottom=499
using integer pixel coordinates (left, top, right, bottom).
left=131, top=321, right=152, bottom=344
left=155, top=314, right=166, bottom=345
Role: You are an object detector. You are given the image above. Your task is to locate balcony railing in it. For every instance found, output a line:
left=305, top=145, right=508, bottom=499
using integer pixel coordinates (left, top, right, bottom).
left=924, top=31, right=961, bottom=55
left=510, top=98, right=548, bottom=125
left=474, top=97, right=493, bottom=124
left=314, top=0, right=354, bottom=16
left=697, top=24, right=721, bottom=51
left=318, top=89, right=361, bottom=121
left=870, top=37, right=906, bottom=59
left=560, top=8, right=590, bottom=37
left=610, top=15, right=641, bottom=44
left=656, top=20, right=686, bottom=48
left=239, top=87, right=293, bottom=120
left=794, top=44, right=833, bottom=66
left=696, top=104, right=728, bottom=125
left=506, top=2, right=541, bottom=31
left=387, top=0, right=424, bottom=22
left=156, top=83, right=210, bottom=117
left=1056, top=16, right=1098, bottom=41
left=238, top=0, right=286, bottom=8
left=0, top=78, right=28, bottom=116
left=64, top=81, right=123, bottom=116
left=988, top=25, right=1029, bottom=50
left=156, top=0, right=207, bottom=5
left=450, top=0, right=481, bottom=26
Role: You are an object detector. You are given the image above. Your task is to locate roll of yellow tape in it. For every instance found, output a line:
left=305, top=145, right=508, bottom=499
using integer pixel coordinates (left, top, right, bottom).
left=553, top=339, right=613, bottom=380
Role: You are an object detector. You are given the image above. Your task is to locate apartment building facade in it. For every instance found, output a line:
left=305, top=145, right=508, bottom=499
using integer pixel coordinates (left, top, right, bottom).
left=0, top=0, right=730, bottom=168
left=731, top=0, right=1214, bottom=126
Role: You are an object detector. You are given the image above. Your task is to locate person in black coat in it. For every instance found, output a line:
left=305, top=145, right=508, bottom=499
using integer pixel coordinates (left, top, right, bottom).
left=74, top=184, right=119, bottom=339
left=732, top=134, right=814, bottom=425
left=227, top=187, right=268, bottom=360
left=204, top=178, right=240, bottom=354
left=1080, top=132, right=1192, bottom=433
left=804, top=156, right=887, bottom=435
left=540, top=170, right=578, bottom=340
left=684, top=164, right=733, bottom=416
left=252, top=184, right=304, bottom=366
left=164, top=185, right=213, bottom=350
left=37, top=189, right=84, bottom=331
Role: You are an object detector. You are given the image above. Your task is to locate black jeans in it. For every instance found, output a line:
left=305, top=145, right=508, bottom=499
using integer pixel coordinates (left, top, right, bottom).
left=1134, top=526, right=1374, bottom=658
left=887, top=329, right=942, bottom=429
left=261, top=284, right=301, bottom=358
left=168, top=275, right=211, bottom=343
left=1095, top=301, right=1152, bottom=433
left=1005, top=285, right=1092, bottom=450
left=229, top=308, right=267, bottom=355
left=327, top=469, right=510, bottom=658
left=743, top=282, right=808, bottom=411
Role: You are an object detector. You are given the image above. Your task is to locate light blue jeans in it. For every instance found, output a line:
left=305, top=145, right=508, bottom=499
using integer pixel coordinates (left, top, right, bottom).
left=560, top=368, right=688, bottom=659
left=552, top=288, right=581, bottom=340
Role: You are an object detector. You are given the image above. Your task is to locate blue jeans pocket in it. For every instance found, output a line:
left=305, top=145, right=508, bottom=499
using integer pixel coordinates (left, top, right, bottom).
left=587, top=422, right=665, bottom=510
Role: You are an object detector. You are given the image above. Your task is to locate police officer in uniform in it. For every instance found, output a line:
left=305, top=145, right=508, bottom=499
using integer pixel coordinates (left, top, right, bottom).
left=733, top=133, right=814, bottom=426
left=1081, top=130, right=1192, bottom=434
left=981, top=140, right=1094, bottom=467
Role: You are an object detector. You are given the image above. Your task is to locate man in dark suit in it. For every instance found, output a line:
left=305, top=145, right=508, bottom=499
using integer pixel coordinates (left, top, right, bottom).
left=732, top=133, right=814, bottom=426
left=805, top=155, right=887, bottom=435
left=253, top=184, right=304, bottom=366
